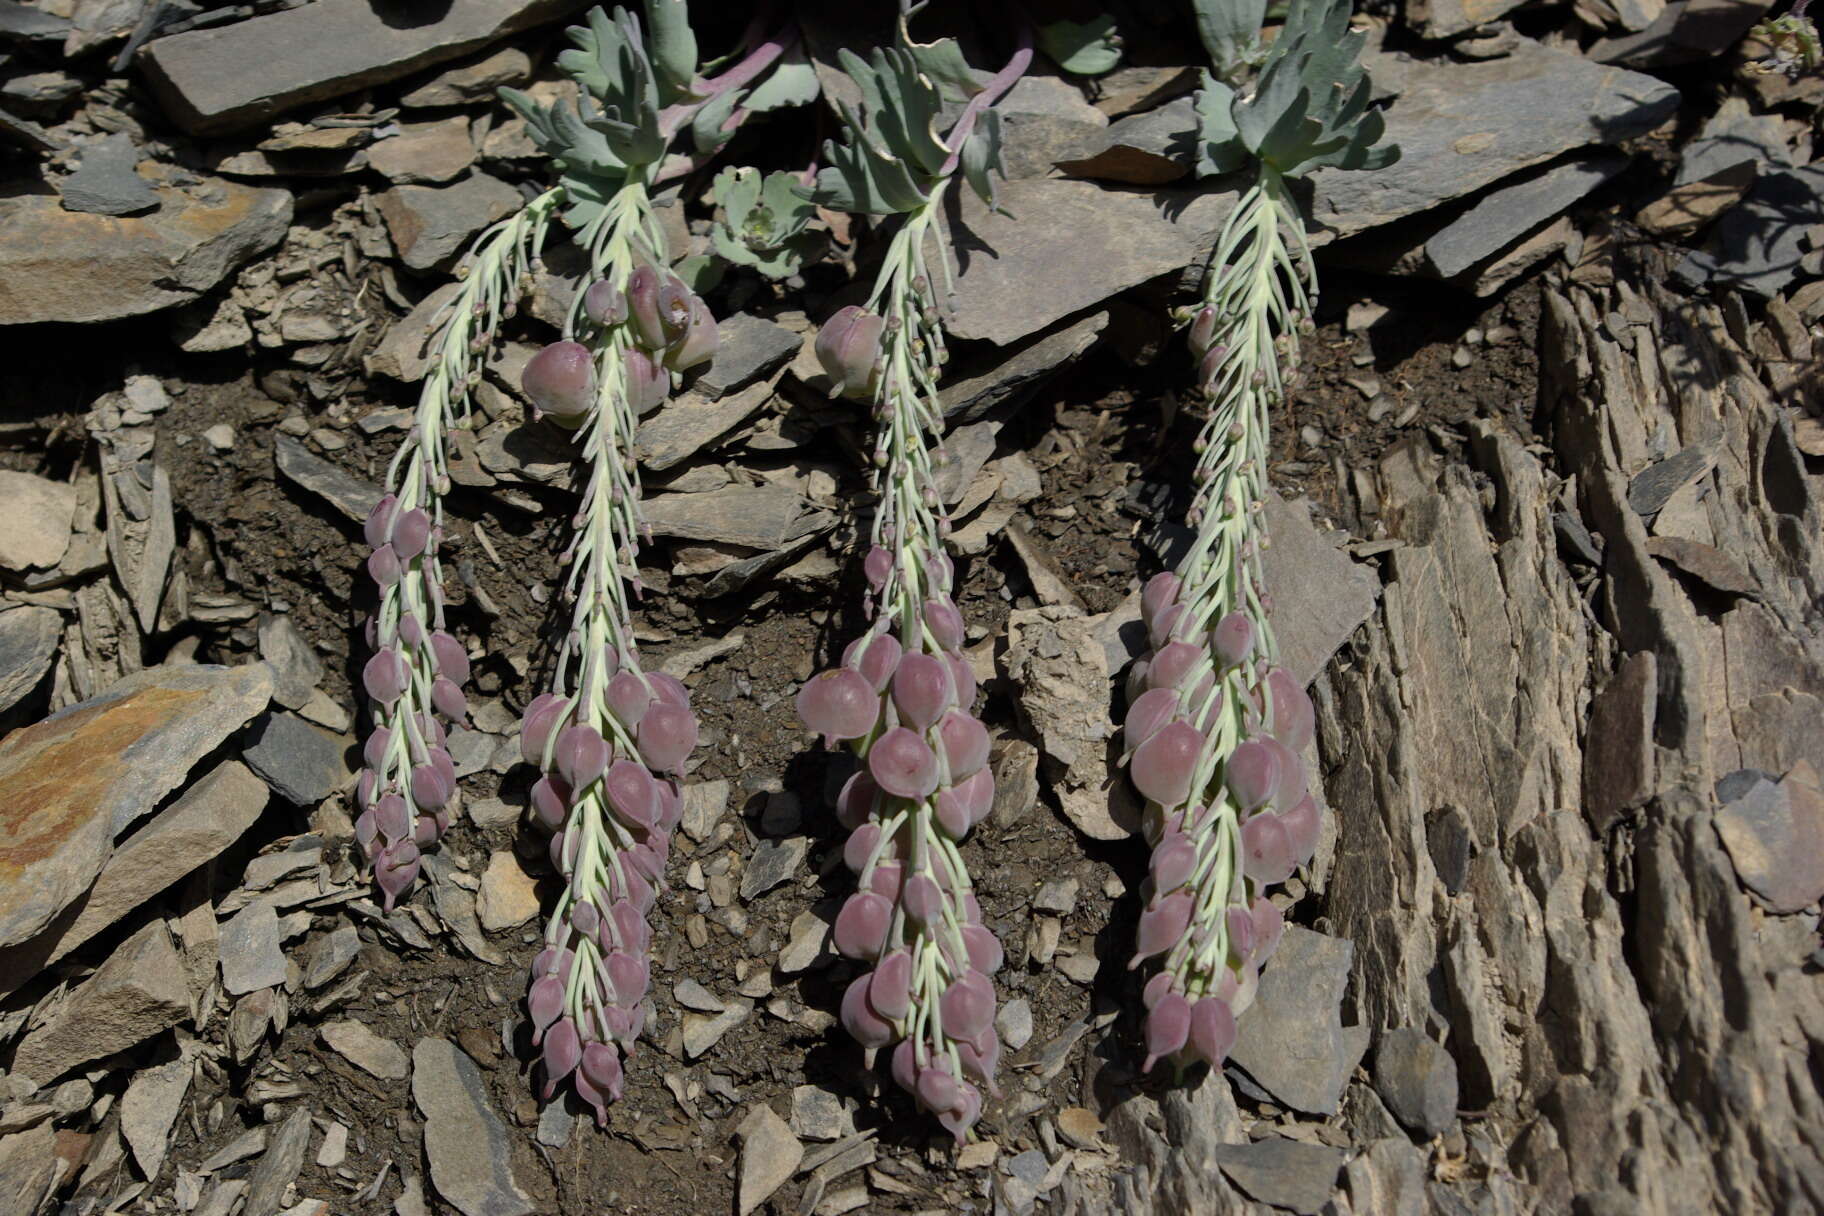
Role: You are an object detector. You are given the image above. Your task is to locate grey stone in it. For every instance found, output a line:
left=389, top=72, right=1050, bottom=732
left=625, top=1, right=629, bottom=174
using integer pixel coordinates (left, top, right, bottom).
left=997, top=997, right=1034, bottom=1050
left=10, top=920, right=191, bottom=1084
left=741, top=837, right=807, bottom=900
left=1425, top=154, right=1627, bottom=278
left=1627, top=445, right=1715, bottom=516
left=643, top=484, right=808, bottom=550
left=476, top=420, right=574, bottom=485
left=60, top=133, right=158, bottom=216
left=680, top=779, right=729, bottom=842
left=1214, top=1137, right=1347, bottom=1215
left=221, top=902, right=288, bottom=996
left=0, top=174, right=290, bottom=325
left=1675, top=166, right=1824, bottom=297
left=1055, top=97, right=1196, bottom=185
left=243, top=1106, right=312, bottom=1216
left=683, top=998, right=753, bottom=1058
left=1373, top=1028, right=1459, bottom=1136
left=258, top=613, right=323, bottom=711
left=0, top=471, right=75, bottom=570
left=996, top=74, right=1110, bottom=179
left=243, top=711, right=352, bottom=806
left=1260, top=494, right=1379, bottom=686
left=1406, top=0, right=1526, bottom=39
left=636, top=381, right=774, bottom=471
left=939, top=312, right=1108, bottom=421
left=701, top=529, right=830, bottom=599
left=0, top=606, right=59, bottom=714
left=789, top=1085, right=854, bottom=1141
left=121, top=1052, right=191, bottom=1182
left=1675, top=98, right=1791, bottom=186
left=140, top=0, right=576, bottom=135
left=0, top=662, right=272, bottom=950
left=378, top=174, right=522, bottom=273
left=304, top=923, right=361, bottom=989
left=274, top=434, right=383, bottom=523
left=735, top=1103, right=801, bottom=1216
left=777, top=906, right=833, bottom=974
left=535, top=1101, right=575, bottom=1148
left=693, top=313, right=801, bottom=400
left=401, top=46, right=533, bottom=108
left=413, top=1037, right=533, bottom=1216
left=322, top=1019, right=410, bottom=1080
left=1310, top=42, right=1678, bottom=240
left=932, top=421, right=1000, bottom=507
left=368, top=118, right=476, bottom=185
left=0, top=0, right=71, bottom=42
left=1714, top=766, right=1824, bottom=914
left=1228, top=927, right=1370, bottom=1116
left=368, top=281, right=460, bottom=383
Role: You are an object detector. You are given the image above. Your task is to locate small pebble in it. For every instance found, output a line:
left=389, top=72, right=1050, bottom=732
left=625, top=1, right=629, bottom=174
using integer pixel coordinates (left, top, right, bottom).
left=1451, top=346, right=1472, bottom=369
left=203, top=423, right=236, bottom=451
left=996, top=998, right=1034, bottom=1050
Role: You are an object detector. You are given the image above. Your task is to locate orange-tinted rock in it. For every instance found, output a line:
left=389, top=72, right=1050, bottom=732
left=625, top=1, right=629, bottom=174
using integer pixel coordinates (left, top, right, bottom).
left=0, top=663, right=272, bottom=949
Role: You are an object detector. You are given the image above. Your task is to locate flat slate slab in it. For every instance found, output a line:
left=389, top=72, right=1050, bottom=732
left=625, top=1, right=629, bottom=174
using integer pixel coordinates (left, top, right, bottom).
left=139, top=0, right=579, bottom=135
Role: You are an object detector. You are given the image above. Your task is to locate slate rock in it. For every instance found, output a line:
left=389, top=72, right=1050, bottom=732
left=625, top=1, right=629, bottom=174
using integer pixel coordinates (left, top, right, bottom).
left=10, top=920, right=191, bottom=1084
left=244, top=1107, right=313, bottom=1216
left=242, top=711, right=353, bottom=806
left=476, top=420, right=573, bottom=484
left=736, top=1103, right=802, bottom=1216
left=60, top=132, right=158, bottom=216
left=413, top=1037, right=533, bottom=1216
left=1627, top=445, right=1715, bottom=516
left=140, top=0, right=576, bottom=135
left=475, top=850, right=539, bottom=931
left=1259, top=494, right=1379, bottom=686
left=693, top=313, right=801, bottom=400
left=637, top=381, right=774, bottom=471
left=0, top=173, right=290, bottom=325
left=995, top=74, right=1110, bottom=179
left=683, top=997, right=753, bottom=1058
left=643, top=484, right=808, bottom=550
left=368, top=281, right=461, bottom=382
left=1055, top=96, right=1196, bottom=185
left=789, top=1085, right=854, bottom=1141
left=258, top=613, right=324, bottom=711
left=0, top=0, right=71, bottom=43
left=1645, top=536, right=1760, bottom=598
left=221, top=901, right=288, bottom=996
left=274, top=434, right=383, bottom=523
left=1424, top=154, right=1627, bottom=278
left=1373, top=1028, right=1459, bottom=1136
left=368, top=118, right=475, bottom=185
left=939, top=312, right=1108, bottom=422
left=1406, top=0, right=1527, bottom=39
left=1228, top=926, right=1369, bottom=1116
left=1714, top=765, right=1824, bottom=914
left=378, top=174, right=522, bottom=273
left=0, top=471, right=76, bottom=570
left=1675, top=165, right=1824, bottom=297
left=0, top=662, right=272, bottom=949
left=741, top=837, right=807, bottom=900
left=401, top=46, right=533, bottom=108
left=1214, top=1136, right=1347, bottom=1216
left=322, top=1019, right=410, bottom=1080
left=0, top=1122, right=58, bottom=1213
left=1674, top=97, right=1790, bottom=186
left=121, top=1052, right=192, bottom=1182
left=1310, top=42, right=1678, bottom=240
left=0, top=605, right=60, bottom=715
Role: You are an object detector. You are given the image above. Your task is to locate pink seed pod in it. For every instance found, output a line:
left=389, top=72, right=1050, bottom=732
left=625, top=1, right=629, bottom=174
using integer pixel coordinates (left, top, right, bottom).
left=1187, top=996, right=1237, bottom=1068
left=647, top=670, right=691, bottom=709
left=654, top=777, right=683, bottom=832
left=870, top=948, right=914, bottom=1019
left=1197, top=342, right=1228, bottom=391
left=391, top=508, right=432, bottom=560
left=429, top=631, right=470, bottom=684
left=610, top=900, right=648, bottom=954
left=1142, top=970, right=1175, bottom=1010
left=956, top=766, right=995, bottom=827
left=962, top=923, right=1003, bottom=975
left=933, top=786, right=971, bottom=838
left=580, top=1042, right=624, bottom=1107
left=1124, top=687, right=1182, bottom=754
left=1279, top=794, right=1321, bottom=865
left=915, top=1060, right=959, bottom=1116
left=375, top=793, right=412, bottom=842
left=1265, top=666, right=1315, bottom=751
left=890, top=1040, right=919, bottom=1094
left=1147, top=602, right=1186, bottom=650
left=606, top=671, right=653, bottom=730
left=956, top=1030, right=1001, bottom=1096
left=636, top=702, right=697, bottom=773
left=891, top=653, right=952, bottom=731
left=1240, top=811, right=1295, bottom=885
left=1131, top=721, right=1204, bottom=807
left=569, top=899, right=601, bottom=942
left=947, top=655, right=977, bottom=711
left=1260, top=736, right=1304, bottom=809
left=1130, top=890, right=1192, bottom=968
left=363, top=727, right=392, bottom=771
left=521, top=694, right=570, bottom=766
left=604, top=760, right=658, bottom=830
left=555, top=724, right=610, bottom=790
left=1141, top=572, right=1182, bottom=629
left=1143, top=992, right=1192, bottom=1072
left=1212, top=612, right=1254, bottom=667
left=833, top=891, right=892, bottom=959
left=797, top=668, right=881, bottom=742
left=836, top=770, right=882, bottom=831
left=1225, top=740, right=1279, bottom=812
left=868, top=860, right=903, bottom=899
left=430, top=677, right=467, bottom=721
left=375, top=838, right=421, bottom=912
left=626, top=265, right=666, bottom=349
left=936, top=712, right=989, bottom=780
left=364, top=494, right=400, bottom=549
left=582, top=279, right=627, bottom=326
left=815, top=304, right=885, bottom=399
left=863, top=546, right=893, bottom=592
left=398, top=613, right=425, bottom=647
left=935, top=1082, right=983, bottom=1144
left=923, top=599, right=965, bottom=651
left=1148, top=641, right=1202, bottom=692
left=624, top=346, right=670, bottom=415
left=869, top=728, right=940, bottom=799
left=844, top=631, right=902, bottom=693
left=367, top=544, right=402, bottom=587
left=1226, top=905, right=1257, bottom=962
left=606, top=951, right=649, bottom=1004
left=541, top=1018, right=583, bottom=1096
left=843, top=822, right=882, bottom=874
left=939, top=970, right=995, bottom=1040
left=665, top=296, right=719, bottom=371
left=354, top=810, right=379, bottom=856
left=528, top=975, right=564, bottom=1043
left=1250, top=895, right=1286, bottom=964
left=840, top=973, right=894, bottom=1048
left=410, top=762, right=455, bottom=811
left=1187, top=304, right=1218, bottom=357
left=656, top=273, right=693, bottom=345
left=1150, top=832, right=1199, bottom=891
left=902, top=873, right=943, bottom=924
left=522, top=340, right=597, bottom=424
left=362, top=649, right=409, bottom=705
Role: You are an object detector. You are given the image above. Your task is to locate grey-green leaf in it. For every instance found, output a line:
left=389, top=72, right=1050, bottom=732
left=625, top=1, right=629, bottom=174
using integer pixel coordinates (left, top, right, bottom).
left=1039, top=15, right=1123, bottom=76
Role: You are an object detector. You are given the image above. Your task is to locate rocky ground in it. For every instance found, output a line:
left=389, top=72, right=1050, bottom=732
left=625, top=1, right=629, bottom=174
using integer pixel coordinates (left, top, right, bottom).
left=1, top=1, right=1821, bottom=1214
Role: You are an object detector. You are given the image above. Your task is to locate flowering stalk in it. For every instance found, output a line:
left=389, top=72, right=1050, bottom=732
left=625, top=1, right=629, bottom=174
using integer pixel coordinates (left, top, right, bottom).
left=797, top=17, right=1030, bottom=1144
left=1124, top=0, right=1397, bottom=1075
left=356, top=191, right=561, bottom=910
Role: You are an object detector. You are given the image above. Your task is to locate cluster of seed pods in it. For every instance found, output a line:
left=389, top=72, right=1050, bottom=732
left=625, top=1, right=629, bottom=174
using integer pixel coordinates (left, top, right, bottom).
left=798, top=568, right=1002, bottom=1142
left=519, top=658, right=697, bottom=1125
